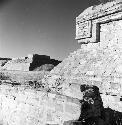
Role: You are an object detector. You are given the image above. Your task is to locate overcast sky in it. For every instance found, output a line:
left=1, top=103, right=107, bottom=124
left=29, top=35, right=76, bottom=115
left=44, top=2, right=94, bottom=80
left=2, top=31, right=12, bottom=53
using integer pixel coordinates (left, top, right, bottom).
left=0, top=0, right=98, bottom=60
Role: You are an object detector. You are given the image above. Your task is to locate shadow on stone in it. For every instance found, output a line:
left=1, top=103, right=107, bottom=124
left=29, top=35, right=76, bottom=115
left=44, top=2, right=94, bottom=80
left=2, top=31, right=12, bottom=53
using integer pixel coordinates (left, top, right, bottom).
left=63, top=85, right=122, bottom=125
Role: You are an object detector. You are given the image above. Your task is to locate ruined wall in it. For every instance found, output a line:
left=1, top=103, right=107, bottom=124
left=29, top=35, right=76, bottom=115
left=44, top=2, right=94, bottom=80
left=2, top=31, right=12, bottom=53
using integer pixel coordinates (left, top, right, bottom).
left=2, top=57, right=32, bottom=71
left=2, top=54, right=61, bottom=71
left=1, top=1, right=122, bottom=125
left=0, top=58, right=11, bottom=70
left=42, top=0, right=122, bottom=113
left=0, top=70, right=49, bottom=83
left=0, top=84, right=81, bottom=125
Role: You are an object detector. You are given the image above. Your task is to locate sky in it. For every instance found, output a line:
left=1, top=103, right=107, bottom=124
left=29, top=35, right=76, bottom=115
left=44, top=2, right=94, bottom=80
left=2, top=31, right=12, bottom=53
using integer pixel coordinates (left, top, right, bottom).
left=0, top=0, right=98, bottom=60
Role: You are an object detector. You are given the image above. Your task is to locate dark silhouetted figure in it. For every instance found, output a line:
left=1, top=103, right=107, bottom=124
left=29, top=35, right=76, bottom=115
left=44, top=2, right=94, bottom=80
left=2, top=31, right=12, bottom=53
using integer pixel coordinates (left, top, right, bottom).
left=63, top=84, right=122, bottom=125
left=78, top=84, right=106, bottom=125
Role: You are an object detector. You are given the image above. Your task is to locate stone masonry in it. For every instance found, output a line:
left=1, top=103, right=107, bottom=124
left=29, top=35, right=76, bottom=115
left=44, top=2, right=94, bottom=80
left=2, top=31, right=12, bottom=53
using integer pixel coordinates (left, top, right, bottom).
left=0, top=58, right=11, bottom=70
left=0, top=1, right=122, bottom=125
left=2, top=54, right=61, bottom=71
left=42, top=0, right=122, bottom=118
left=0, top=84, right=81, bottom=125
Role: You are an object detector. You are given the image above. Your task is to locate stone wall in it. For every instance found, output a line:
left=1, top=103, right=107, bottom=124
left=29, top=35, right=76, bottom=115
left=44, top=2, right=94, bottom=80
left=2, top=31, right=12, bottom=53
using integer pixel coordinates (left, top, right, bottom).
left=0, top=58, right=11, bottom=70
left=0, top=84, right=81, bottom=125
left=0, top=69, right=82, bottom=125
left=2, top=56, right=32, bottom=71
left=2, top=54, right=61, bottom=71
left=0, top=70, right=49, bottom=83
left=1, top=1, right=122, bottom=125
left=42, top=0, right=122, bottom=113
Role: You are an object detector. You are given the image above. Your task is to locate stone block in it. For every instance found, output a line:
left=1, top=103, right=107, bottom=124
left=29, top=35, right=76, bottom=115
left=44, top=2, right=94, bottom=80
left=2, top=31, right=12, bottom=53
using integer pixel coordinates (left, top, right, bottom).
left=46, top=109, right=56, bottom=124
left=26, top=116, right=39, bottom=125
left=55, top=102, right=64, bottom=113
left=62, top=83, right=83, bottom=100
left=64, top=103, right=80, bottom=115
left=47, top=98, right=56, bottom=110
left=16, top=93, right=27, bottom=103
left=76, top=20, right=92, bottom=39
left=26, top=96, right=39, bottom=106
left=110, top=82, right=121, bottom=94
left=101, top=94, right=122, bottom=112
left=8, top=109, right=27, bottom=125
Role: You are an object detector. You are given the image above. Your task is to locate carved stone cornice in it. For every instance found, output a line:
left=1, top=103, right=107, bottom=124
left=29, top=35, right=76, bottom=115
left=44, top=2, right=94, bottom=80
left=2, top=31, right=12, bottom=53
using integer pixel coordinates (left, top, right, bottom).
left=76, top=1, right=122, bottom=22
left=76, top=1, right=122, bottom=43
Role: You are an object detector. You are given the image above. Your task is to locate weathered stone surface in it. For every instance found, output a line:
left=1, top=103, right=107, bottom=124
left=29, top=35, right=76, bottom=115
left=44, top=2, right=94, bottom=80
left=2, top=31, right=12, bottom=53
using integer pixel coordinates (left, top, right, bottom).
left=1, top=0, right=122, bottom=125
left=76, top=0, right=122, bottom=23
left=76, top=0, right=122, bottom=43
left=0, top=70, right=49, bottom=83
left=0, top=84, right=81, bottom=125
left=76, top=20, right=92, bottom=39
left=33, top=64, right=55, bottom=71
left=0, top=58, right=11, bottom=71
left=2, top=54, right=61, bottom=71
left=64, top=85, right=122, bottom=125
left=42, top=0, right=122, bottom=113
left=2, top=56, right=32, bottom=71
left=42, top=45, right=122, bottom=99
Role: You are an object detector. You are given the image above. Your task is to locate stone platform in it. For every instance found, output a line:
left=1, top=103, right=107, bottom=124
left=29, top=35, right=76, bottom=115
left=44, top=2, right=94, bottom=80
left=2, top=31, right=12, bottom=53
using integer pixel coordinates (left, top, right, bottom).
left=2, top=54, right=61, bottom=71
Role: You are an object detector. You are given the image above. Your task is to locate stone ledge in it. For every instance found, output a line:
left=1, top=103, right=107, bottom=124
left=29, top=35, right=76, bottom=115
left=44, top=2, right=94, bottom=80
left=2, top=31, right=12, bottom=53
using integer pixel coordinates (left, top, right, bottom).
left=101, top=94, right=122, bottom=112
left=76, top=1, right=122, bottom=22
left=0, top=84, right=81, bottom=125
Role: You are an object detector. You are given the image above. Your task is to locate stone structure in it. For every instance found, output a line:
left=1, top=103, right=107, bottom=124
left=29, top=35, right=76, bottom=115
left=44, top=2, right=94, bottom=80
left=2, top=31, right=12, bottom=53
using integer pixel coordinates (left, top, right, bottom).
left=75, top=0, right=122, bottom=111
left=0, top=1, right=122, bottom=125
left=42, top=0, right=122, bottom=123
left=0, top=84, right=81, bottom=125
left=0, top=70, right=49, bottom=83
left=2, top=54, right=61, bottom=71
left=0, top=58, right=11, bottom=70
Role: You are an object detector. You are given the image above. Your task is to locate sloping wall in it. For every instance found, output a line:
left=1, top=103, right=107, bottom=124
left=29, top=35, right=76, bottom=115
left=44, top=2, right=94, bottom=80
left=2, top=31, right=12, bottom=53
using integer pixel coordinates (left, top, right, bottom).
left=42, top=1, right=122, bottom=113
left=0, top=84, right=81, bottom=125
left=0, top=58, right=11, bottom=70
left=2, top=54, right=61, bottom=71
left=0, top=70, right=49, bottom=83
left=2, top=57, right=32, bottom=71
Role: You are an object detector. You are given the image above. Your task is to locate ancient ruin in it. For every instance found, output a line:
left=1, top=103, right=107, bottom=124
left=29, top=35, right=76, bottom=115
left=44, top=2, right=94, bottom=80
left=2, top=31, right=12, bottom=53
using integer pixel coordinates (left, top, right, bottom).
left=0, top=0, right=122, bottom=125
left=1, top=54, right=61, bottom=71
left=42, top=0, right=122, bottom=124
left=0, top=58, right=11, bottom=69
